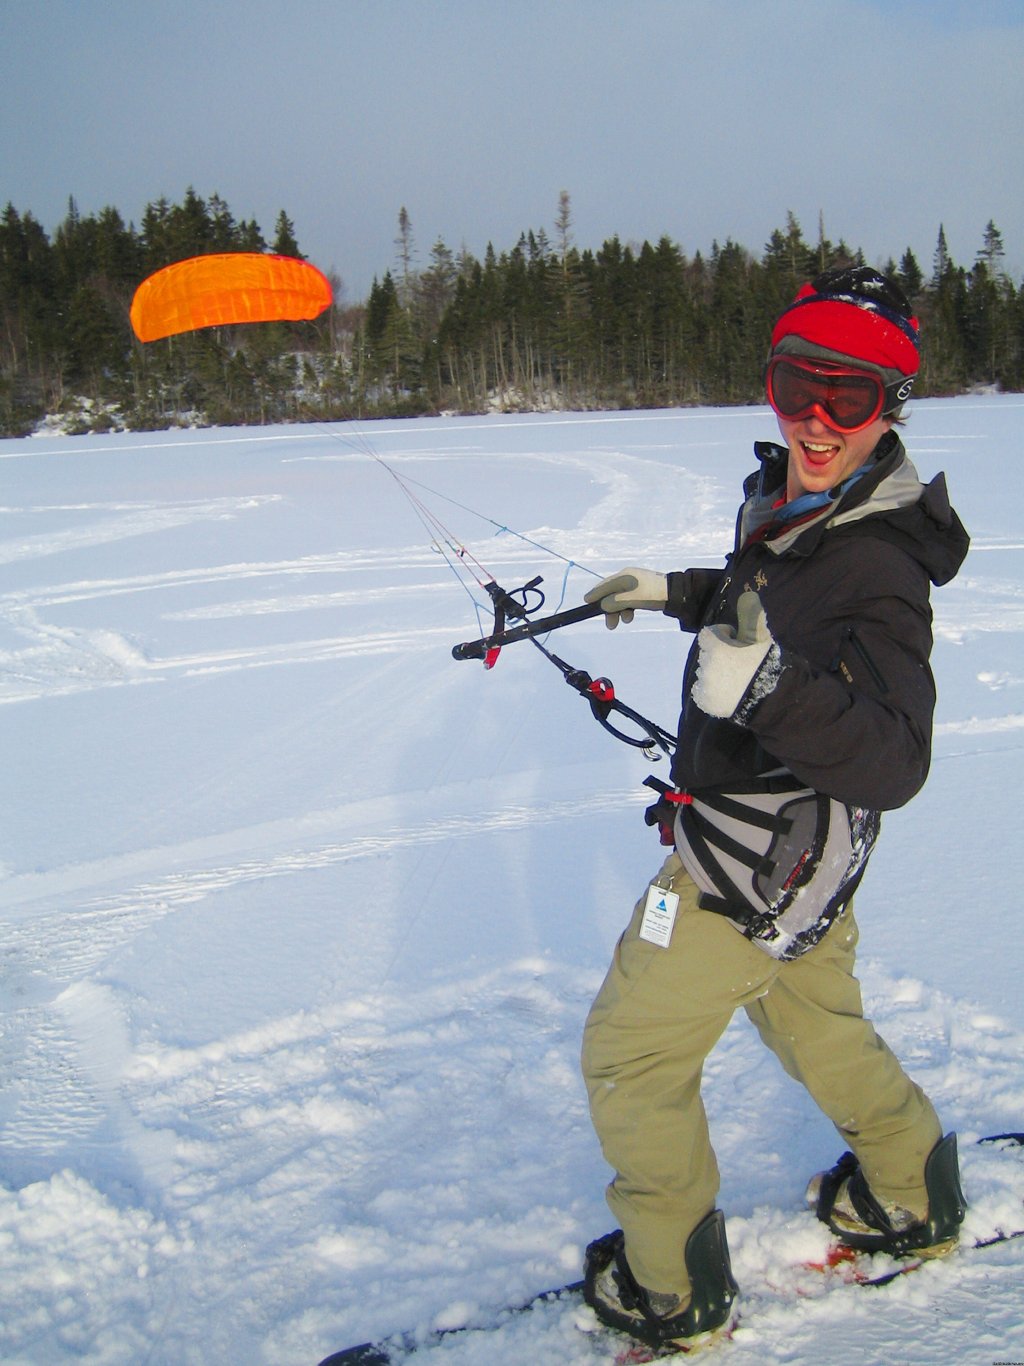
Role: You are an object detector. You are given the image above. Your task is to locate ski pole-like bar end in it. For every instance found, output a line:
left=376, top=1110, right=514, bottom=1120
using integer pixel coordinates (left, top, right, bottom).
left=452, top=640, right=486, bottom=661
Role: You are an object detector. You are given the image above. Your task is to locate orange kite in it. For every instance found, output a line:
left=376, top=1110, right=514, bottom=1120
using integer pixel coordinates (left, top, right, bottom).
left=130, top=253, right=333, bottom=342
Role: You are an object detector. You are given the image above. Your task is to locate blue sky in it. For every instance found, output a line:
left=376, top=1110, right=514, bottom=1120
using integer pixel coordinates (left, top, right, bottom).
left=3, top=0, right=1022, bottom=302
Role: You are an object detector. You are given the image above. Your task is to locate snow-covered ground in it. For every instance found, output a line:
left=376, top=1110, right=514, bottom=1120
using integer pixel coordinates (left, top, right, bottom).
left=1, top=400, right=1022, bottom=1365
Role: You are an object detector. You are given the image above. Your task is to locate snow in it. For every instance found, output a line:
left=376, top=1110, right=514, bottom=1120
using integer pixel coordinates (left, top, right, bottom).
left=690, top=605, right=776, bottom=719
left=1, top=398, right=1022, bottom=1365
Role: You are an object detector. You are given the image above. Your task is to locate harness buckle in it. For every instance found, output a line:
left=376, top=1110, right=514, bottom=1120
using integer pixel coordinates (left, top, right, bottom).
left=643, top=776, right=691, bottom=845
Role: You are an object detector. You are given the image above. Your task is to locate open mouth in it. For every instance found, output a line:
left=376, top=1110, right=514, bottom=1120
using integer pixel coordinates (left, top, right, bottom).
left=801, top=440, right=840, bottom=466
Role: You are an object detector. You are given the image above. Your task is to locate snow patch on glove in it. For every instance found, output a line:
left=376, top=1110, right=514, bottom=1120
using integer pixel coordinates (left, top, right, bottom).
left=691, top=591, right=783, bottom=720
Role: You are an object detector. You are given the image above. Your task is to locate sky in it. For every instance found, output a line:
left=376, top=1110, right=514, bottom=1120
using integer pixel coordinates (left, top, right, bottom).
left=3, top=0, right=1023, bottom=304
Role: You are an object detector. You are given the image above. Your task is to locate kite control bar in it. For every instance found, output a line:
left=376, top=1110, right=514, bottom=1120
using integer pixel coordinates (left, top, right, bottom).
left=450, top=575, right=675, bottom=758
left=452, top=599, right=604, bottom=660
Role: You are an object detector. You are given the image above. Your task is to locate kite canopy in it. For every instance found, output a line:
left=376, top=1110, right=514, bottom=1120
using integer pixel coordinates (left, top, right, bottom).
left=130, top=253, right=333, bottom=342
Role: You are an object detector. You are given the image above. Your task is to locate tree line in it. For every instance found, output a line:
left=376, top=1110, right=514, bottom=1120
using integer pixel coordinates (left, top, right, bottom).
left=1, top=188, right=1020, bottom=436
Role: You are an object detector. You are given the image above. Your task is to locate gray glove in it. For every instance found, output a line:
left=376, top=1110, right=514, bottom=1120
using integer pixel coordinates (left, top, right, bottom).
left=584, top=567, right=669, bottom=630
left=691, top=591, right=780, bottom=719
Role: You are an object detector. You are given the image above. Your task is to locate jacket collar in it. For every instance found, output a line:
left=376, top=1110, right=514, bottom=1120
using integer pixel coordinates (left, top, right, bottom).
left=742, top=431, right=916, bottom=555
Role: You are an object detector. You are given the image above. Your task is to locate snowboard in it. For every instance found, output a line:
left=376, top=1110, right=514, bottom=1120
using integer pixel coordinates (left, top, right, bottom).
left=317, top=1227, right=1024, bottom=1365
left=317, top=1134, right=1024, bottom=1365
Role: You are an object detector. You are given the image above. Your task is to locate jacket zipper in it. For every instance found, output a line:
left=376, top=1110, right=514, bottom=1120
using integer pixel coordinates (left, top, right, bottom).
left=842, top=626, right=889, bottom=695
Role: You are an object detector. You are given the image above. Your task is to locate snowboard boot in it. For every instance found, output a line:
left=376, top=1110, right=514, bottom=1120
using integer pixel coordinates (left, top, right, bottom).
left=807, top=1131, right=966, bottom=1257
left=583, top=1210, right=739, bottom=1352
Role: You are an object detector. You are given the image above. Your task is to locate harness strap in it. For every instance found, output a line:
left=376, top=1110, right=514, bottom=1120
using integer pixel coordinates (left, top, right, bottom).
left=692, top=791, right=792, bottom=834
left=696, top=891, right=781, bottom=940
left=680, top=806, right=763, bottom=914
left=688, top=774, right=806, bottom=797
left=687, top=806, right=767, bottom=873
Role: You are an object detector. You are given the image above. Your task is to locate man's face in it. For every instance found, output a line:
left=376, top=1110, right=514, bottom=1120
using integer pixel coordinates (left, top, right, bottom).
left=778, top=411, right=892, bottom=501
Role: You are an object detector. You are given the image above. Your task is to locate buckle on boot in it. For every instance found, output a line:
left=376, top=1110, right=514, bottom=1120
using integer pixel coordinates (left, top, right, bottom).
left=583, top=1213, right=739, bottom=1349
left=812, top=1133, right=966, bottom=1257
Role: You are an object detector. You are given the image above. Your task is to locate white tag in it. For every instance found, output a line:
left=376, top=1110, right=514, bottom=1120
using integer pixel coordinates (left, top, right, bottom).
left=638, top=884, right=679, bottom=948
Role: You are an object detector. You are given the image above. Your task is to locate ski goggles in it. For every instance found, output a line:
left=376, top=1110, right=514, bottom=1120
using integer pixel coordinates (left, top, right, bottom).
left=766, top=355, right=913, bottom=433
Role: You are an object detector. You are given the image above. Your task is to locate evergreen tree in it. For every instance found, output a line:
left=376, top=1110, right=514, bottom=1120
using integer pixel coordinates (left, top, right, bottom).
left=922, top=259, right=970, bottom=394
left=417, top=238, right=459, bottom=400
left=236, top=218, right=267, bottom=252
left=977, top=220, right=1007, bottom=280
left=272, top=210, right=301, bottom=258
left=706, top=238, right=761, bottom=402
left=394, top=207, right=416, bottom=309
left=208, top=194, right=237, bottom=250
left=2, top=190, right=1022, bottom=435
left=965, top=223, right=1015, bottom=385
left=896, top=248, right=924, bottom=302
left=361, top=271, right=420, bottom=401
left=932, top=224, right=951, bottom=287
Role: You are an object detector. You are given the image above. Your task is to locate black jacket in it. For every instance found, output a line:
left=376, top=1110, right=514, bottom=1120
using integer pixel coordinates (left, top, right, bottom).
left=666, top=431, right=969, bottom=812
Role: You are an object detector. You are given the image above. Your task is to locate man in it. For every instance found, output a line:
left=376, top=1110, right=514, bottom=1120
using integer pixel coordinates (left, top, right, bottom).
left=579, top=266, right=970, bottom=1353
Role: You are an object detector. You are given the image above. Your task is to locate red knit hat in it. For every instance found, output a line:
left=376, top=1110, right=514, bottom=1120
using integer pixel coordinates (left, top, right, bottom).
left=771, top=266, right=920, bottom=378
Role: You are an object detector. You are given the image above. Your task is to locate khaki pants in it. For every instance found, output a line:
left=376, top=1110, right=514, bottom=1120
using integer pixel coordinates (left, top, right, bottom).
left=581, top=853, right=942, bottom=1297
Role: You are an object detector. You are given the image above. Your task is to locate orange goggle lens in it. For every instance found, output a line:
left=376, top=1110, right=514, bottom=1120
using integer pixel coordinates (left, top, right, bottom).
left=766, top=356, right=886, bottom=433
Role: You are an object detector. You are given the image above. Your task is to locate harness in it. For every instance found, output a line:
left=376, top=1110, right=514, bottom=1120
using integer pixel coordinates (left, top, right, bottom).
left=646, top=773, right=877, bottom=958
